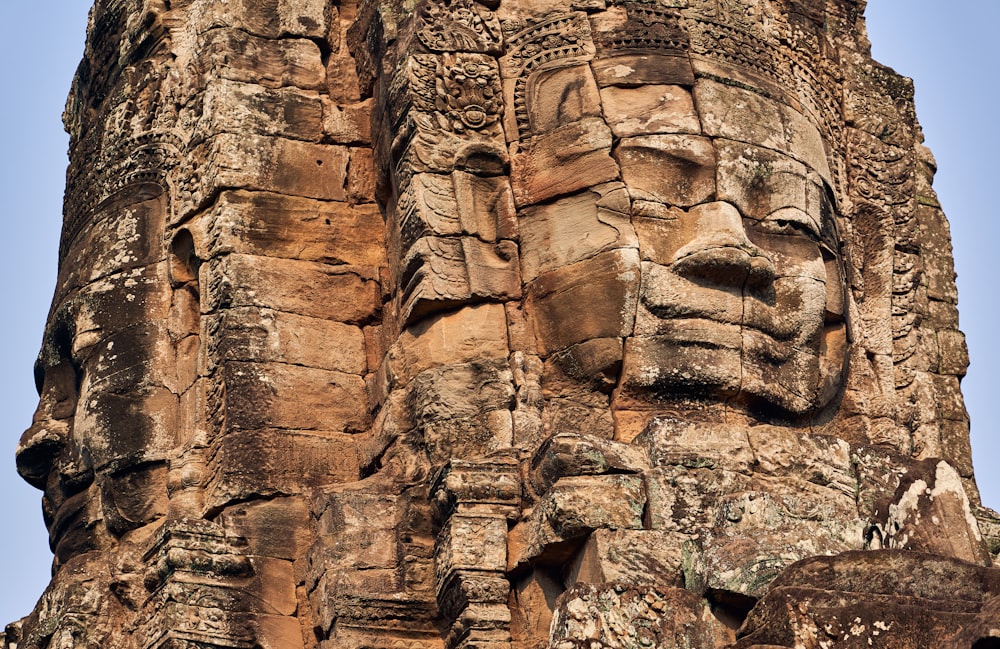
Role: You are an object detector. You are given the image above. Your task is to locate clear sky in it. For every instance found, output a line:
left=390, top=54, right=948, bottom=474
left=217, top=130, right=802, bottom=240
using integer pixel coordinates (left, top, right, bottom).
left=0, top=1, right=996, bottom=627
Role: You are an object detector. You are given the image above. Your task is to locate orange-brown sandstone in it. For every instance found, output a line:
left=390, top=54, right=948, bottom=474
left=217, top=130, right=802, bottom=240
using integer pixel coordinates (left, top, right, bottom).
left=9, top=1, right=1000, bottom=647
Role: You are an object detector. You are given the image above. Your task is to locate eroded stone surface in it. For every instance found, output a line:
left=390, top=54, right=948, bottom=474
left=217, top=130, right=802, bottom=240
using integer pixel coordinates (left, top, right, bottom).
left=10, top=1, right=999, bottom=649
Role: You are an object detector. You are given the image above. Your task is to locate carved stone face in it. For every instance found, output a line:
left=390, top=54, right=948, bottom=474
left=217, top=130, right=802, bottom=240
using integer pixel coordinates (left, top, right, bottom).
left=16, top=184, right=176, bottom=563
left=512, top=52, right=847, bottom=421
left=616, top=85, right=847, bottom=416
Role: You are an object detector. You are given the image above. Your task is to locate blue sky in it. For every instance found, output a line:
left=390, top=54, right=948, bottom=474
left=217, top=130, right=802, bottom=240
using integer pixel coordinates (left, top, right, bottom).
left=0, top=1, right=996, bottom=626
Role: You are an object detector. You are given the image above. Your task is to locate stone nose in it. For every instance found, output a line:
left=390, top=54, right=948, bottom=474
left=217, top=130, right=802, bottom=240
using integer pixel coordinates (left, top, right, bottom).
left=670, top=201, right=775, bottom=288
left=16, top=420, right=67, bottom=490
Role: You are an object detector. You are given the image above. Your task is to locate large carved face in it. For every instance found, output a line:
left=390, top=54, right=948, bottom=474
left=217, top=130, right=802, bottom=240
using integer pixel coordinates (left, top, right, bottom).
left=616, top=79, right=847, bottom=416
left=508, top=16, right=847, bottom=423
left=16, top=184, right=178, bottom=563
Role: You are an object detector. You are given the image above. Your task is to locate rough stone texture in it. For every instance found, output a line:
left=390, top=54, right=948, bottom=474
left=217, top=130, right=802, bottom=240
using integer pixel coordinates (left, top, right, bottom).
left=10, top=1, right=1000, bottom=649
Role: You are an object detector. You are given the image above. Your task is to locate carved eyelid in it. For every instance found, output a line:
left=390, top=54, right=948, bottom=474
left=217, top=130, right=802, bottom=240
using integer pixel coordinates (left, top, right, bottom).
left=757, top=206, right=822, bottom=239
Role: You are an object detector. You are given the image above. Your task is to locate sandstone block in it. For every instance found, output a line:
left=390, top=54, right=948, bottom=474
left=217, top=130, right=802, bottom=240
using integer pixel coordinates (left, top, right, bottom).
left=217, top=497, right=315, bottom=561
left=564, top=529, right=687, bottom=589
left=644, top=465, right=752, bottom=533
left=248, top=558, right=298, bottom=617
left=631, top=270, right=744, bottom=335
left=77, top=330, right=179, bottom=472
left=614, top=134, right=715, bottom=208
left=188, top=0, right=330, bottom=39
left=937, top=328, right=970, bottom=376
left=190, top=134, right=349, bottom=211
left=435, top=514, right=508, bottom=585
left=394, top=122, right=508, bottom=178
left=64, top=264, right=172, bottom=358
left=636, top=416, right=754, bottom=474
left=510, top=570, right=561, bottom=649
left=347, top=146, right=376, bottom=203
left=530, top=432, right=649, bottom=496
left=433, top=457, right=521, bottom=521
left=209, top=307, right=366, bottom=375
left=746, top=427, right=855, bottom=497
left=255, top=614, right=306, bottom=649
left=452, top=172, right=517, bottom=243
left=599, top=85, right=699, bottom=138
left=933, top=374, right=968, bottom=422
left=399, top=236, right=521, bottom=326
left=518, top=183, right=636, bottom=282
left=390, top=172, right=513, bottom=254
left=99, top=464, right=169, bottom=536
left=385, top=303, right=510, bottom=388
left=550, top=583, right=732, bottom=649
left=411, top=359, right=516, bottom=467
left=685, top=478, right=863, bottom=598
left=508, top=475, right=645, bottom=569
left=199, top=80, right=323, bottom=142
left=592, top=51, right=695, bottom=88
left=526, top=249, right=639, bottom=356
left=58, top=188, right=165, bottom=296
left=927, top=298, right=959, bottom=329
left=510, top=118, right=619, bottom=207
left=325, top=46, right=364, bottom=102
left=204, top=190, right=386, bottom=266
left=438, top=573, right=513, bottom=636
left=919, top=202, right=960, bottom=302
left=736, top=585, right=986, bottom=648
left=322, top=98, right=372, bottom=145
left=941, top=418, right=975, bottom=478
left=736, top=551, right=1000, bottom=649
left=522, top=62, right=603, bottom=135
left=694, top=78, right=831, bottom=183
left=219, top=361, right=369, bottom=433
left=542, top=337, right=624, bottom=397
left=198, top=29, right=326, bottom=90
left=873, top=459, right=989, bottom=564
left=206, top=254, right=379, bottom=323
left=542, top=398, right=616, bottom=443
left=715, top=139, right=819, bottom=223
left=205, top=429, right=359, bottom=508
left=314, top=492, right=400, bottom=570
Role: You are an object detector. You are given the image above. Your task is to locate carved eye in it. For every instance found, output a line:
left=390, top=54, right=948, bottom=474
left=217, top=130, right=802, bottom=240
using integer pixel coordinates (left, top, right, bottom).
left=753, top=206, right=822, bottom=240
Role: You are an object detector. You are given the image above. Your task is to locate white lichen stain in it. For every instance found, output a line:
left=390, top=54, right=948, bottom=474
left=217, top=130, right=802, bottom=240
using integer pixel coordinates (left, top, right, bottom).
left=931, top=460, right=983, bottom=541
left=638, top=364, right=660, bottom=385
left=609, top=64, right=635, bottom=78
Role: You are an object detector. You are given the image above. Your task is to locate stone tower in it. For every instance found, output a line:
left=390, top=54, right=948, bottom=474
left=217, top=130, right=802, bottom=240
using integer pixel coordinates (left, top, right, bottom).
left=11, top=0, right=1000, bottom=647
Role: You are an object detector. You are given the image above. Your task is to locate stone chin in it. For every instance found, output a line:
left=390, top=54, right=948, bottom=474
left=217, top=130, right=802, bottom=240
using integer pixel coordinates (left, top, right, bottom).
left=619, top=317, right=847, bottom=417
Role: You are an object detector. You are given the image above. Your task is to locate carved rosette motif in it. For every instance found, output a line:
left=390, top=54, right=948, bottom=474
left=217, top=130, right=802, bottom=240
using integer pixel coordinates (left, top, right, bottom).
left=417, top=0, right=503, bottom=54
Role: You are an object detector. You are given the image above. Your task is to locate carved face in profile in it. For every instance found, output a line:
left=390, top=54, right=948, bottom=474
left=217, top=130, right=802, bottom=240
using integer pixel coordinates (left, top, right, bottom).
left=507, top=12, right=847, bottom=424
left=16, top=184, right=178, bottom=563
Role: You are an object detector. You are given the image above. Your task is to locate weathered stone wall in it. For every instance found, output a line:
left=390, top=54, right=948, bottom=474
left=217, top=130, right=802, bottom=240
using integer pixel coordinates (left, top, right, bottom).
left=9, top=1, right=1000, bottom=648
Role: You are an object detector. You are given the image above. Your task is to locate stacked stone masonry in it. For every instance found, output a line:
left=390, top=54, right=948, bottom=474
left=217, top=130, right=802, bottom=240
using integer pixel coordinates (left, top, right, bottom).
left=9, top=0, right=1000, bottom=648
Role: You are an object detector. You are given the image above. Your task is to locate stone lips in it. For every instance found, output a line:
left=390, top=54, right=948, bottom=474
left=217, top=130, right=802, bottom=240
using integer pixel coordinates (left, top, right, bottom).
left=8, top=1, right=1000, bottom=649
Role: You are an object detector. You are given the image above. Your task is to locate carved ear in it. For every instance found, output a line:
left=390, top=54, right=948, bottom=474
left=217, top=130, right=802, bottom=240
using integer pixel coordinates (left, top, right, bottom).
left=168, top=228, right=200, bottom=288
left=817, top=320, right=848, bottom=409
left=817, top=251, right=849, bottom=408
